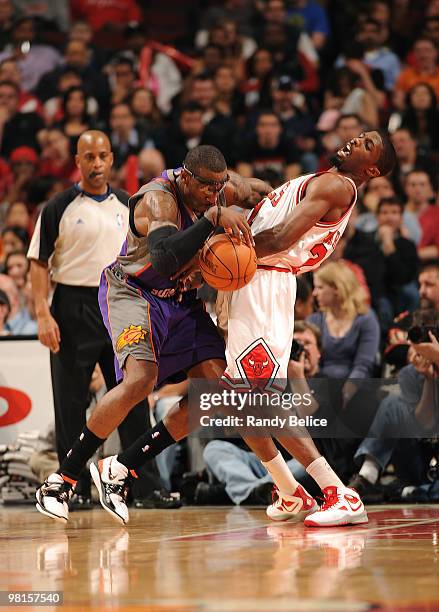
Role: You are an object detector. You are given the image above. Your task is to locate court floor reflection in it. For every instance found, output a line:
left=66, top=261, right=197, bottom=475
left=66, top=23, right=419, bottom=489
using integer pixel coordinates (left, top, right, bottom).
left=0, top=505, right=438, bottom=610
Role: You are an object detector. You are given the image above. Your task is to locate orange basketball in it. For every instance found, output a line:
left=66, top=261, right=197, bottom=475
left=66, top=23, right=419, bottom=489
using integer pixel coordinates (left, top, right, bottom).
left=199, top=233, right=257, bottom=291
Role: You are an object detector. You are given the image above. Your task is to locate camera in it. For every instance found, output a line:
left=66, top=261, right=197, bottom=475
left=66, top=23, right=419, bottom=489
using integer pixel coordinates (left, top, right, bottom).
left=290, top=339, right=304, bottom=361
left=408, top=309, right=439, bottom=343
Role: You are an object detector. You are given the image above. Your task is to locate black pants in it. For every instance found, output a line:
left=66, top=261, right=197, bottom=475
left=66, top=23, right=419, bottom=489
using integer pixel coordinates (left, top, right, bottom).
left=50, top=283, right=163, bottom=498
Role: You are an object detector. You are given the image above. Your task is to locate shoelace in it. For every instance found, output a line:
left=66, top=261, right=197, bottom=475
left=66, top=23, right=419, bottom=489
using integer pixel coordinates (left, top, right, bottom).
left=319, top=489, right=340, bottom=511
left=106, top=481, right=128, bottom=501
left=43, top=480, right=71, bottom=503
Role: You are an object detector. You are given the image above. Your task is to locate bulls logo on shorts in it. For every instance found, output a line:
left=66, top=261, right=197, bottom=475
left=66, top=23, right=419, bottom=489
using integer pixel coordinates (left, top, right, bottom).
left=235, top=338, right=280, bottom=391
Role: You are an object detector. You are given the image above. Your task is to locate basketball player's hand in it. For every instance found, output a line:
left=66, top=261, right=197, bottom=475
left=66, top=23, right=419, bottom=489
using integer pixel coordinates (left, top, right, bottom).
left=37, top=313, right=61, bottom=353
left=206, top=207, right=254, bottom=247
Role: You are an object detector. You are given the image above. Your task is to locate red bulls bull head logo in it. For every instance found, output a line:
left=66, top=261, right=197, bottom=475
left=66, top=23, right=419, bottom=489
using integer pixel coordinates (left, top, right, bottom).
left=237, top=339, right=279, bottom=389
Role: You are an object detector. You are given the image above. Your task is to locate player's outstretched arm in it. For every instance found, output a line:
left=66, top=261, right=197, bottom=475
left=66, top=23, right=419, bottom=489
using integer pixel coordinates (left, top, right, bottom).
left=225, top=171, right=272, bottom=209
left=136, top=190, right=252, bottom=277
left=253, top=174, right=353, bottom=259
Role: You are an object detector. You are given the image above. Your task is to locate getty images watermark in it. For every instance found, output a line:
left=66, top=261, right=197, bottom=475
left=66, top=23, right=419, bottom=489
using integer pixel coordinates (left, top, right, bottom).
left=187, top=377, right=439, bottom=439
left=198, top=388, right=328, bottom=430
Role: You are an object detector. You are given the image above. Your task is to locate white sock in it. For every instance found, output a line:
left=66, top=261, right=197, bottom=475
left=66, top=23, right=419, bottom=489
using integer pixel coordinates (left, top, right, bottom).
left=262, top=452, right=299, bottom=496
left=359, top=456, right=380, bottom=484
left=306, top=456, right=344, bottom=491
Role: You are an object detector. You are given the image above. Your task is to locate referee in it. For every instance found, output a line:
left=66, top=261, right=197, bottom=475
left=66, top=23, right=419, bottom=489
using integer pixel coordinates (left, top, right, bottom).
left=28, top=130, right=176, bottom=509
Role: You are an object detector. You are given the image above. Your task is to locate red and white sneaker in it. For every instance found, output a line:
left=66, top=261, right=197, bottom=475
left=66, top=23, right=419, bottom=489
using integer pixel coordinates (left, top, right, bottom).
left=304, top=486, right=368, bottom=527
left=266, top=484, right=319, bottom=522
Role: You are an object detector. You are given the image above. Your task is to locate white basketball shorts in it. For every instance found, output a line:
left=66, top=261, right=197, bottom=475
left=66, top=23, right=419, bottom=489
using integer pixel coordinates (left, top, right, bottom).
left=216, top=267, right=296, bottom=392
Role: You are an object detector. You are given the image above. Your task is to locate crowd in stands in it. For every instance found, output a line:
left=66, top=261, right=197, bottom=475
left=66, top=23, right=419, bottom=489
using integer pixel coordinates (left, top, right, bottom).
left=0, top=0, right=438, bottom=506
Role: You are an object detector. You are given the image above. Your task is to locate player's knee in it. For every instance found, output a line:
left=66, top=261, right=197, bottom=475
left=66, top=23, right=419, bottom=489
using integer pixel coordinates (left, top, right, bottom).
left=121, top=359, right=155, bottom=405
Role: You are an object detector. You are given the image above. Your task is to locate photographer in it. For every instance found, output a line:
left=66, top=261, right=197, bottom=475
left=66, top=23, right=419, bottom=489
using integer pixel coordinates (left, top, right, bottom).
left=350, top=318, right=439, bottom=501
left=386, top=262, right=439, bottom=371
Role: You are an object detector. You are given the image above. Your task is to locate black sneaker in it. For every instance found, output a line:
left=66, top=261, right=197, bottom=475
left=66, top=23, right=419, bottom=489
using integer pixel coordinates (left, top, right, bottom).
left=133, top=490, right=182, bottom=509
left=180, top=469, right=208, bottom=503
left=194, top=482, right=232, bottom=505
left=348, top=474, right=384, bottom=503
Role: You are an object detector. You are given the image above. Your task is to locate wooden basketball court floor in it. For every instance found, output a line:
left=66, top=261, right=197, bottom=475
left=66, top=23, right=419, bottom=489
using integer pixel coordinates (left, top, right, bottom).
left=1, top=504, right=439, bottom=611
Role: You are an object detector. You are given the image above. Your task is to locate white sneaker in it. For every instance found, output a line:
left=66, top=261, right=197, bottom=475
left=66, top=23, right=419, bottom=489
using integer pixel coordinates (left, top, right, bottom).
left=304, top=486, right=368, bottom=527
left=90, top=457, right=129, bottom=525
left=266, top=484, right=319, bottom=522
left=35, top=473, right=73, bottom=523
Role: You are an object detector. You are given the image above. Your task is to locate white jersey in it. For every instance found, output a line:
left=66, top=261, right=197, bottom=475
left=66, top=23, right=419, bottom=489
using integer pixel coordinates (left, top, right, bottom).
left=248, top=172, right=357, bottom=275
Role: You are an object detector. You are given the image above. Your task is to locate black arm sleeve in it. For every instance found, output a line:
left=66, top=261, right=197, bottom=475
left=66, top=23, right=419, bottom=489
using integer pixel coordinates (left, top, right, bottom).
left=147, top=216, right=214, bottom=277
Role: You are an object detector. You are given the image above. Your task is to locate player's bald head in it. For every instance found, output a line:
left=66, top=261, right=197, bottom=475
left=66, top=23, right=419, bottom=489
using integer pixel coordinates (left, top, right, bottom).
left=77, top=130, right=111, bottom=155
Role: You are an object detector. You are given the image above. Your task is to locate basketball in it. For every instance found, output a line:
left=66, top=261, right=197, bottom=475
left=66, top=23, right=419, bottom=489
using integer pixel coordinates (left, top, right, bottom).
left=199, top=233, right=257, bottom=291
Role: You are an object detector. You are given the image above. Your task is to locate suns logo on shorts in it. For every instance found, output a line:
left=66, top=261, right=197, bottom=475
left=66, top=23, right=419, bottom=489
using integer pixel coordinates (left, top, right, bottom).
left=116, top=325, right=147, bottom=352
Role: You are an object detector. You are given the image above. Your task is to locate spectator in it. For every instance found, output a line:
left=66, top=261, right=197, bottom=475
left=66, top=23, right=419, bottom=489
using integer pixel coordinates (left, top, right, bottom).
left=397, top=83, right=439, bottom=153
left=5, top=250, right=28, bottom=290
left=69, top=20, right=107, bottom=71
left=385, top=263, right=439, bottom=371
left=5, top=249, right=29, bottom=309
left=157, top=102, right=204, bottom=168
left=354, top=18, right=401, bottom=91
left=213, top=65, right=246, bottom=124
left=236, top=110, right=301, bottom=184
left=128, top=87, right=162, bottom=135
left=36, top=40, right=108, bottom=116
left=1, top=225, right=29, bottom=266
left=0, top=287, right=10, bottom=335
left=390, top=127, right=437, bottom=198
left=109, top=102, right=163, bottom=173
left=395, top=38, right=439, bottom=108
left=286, top=0, right=330, bottom=51
left=0, top=58, right=43, bottom=115
left=4, top=146, right=39, bottom=207
left=108, top=56, right=137, bottom=107
left=241, top=47, right=274, bottom=111
left=356, top=175, right=396, bottom=232
left=175, top=72, right=238, bottom=165
left=0, top=80, right=45, bottom=157
left=309, top=261, right=380, bottom=380
left=349, top=342, right=439, bottom=501
left=55, top=86, right=93, bottom=152
left=321, top=67, right=379, bottom=129
left=344, top=197, right=419, bottom=326
left=200, top=437, right=309, bottom=506
left=261, top=21, right=319, bottom=94
left=402, top=170, right=435, bottom=246
left=0, top=273, right=36, bottom=334
left=270, top=74, right=318, bottom=172
left=192, top=44, right=225, bottom=77
left=4, top=201, right=31, bottom=232
left=0, top=17, right=62, bottom=92
left=38, top=128, right=79, bottom=182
